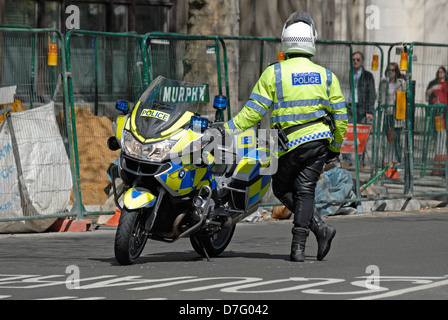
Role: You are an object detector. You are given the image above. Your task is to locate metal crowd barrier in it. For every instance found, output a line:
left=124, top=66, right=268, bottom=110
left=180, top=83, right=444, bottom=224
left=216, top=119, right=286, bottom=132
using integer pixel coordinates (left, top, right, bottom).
left=1, top=27, right=448, bottom=225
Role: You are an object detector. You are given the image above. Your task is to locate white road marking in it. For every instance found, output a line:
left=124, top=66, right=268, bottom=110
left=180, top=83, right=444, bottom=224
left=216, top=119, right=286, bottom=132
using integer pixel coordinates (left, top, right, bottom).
left=353, top=277, right=448, bottom=300
left=2, top=274, right=448, bottom=299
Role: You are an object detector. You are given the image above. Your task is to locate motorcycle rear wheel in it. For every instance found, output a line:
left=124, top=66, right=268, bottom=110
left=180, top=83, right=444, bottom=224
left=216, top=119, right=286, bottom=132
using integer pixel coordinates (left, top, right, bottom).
left=114, top=209, right=149, bottom=265
left=190, top=225, right=236, bottom=258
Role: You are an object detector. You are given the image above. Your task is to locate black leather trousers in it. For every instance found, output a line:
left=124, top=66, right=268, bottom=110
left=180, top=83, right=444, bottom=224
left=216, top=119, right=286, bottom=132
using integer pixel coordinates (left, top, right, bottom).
left=272, top=140, right=328, bottom=229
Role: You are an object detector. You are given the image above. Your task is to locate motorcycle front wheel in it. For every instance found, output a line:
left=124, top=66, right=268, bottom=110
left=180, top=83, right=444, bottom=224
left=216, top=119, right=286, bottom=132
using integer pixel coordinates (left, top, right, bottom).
left=114, top=209, right=149, bottom=265
left=190, top=225, right=236, bottom=258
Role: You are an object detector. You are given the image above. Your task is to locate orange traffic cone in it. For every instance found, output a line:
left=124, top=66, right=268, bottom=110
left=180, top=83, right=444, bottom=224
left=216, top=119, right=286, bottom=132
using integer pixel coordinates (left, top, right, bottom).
left=384, top=163, right=399, bottom=179
left=105, top=208, right=121, bottom=226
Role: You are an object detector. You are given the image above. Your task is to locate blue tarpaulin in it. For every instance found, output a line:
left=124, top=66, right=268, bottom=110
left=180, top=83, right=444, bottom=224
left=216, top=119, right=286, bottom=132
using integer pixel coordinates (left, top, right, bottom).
left=315, top=167, right=358, bottom=217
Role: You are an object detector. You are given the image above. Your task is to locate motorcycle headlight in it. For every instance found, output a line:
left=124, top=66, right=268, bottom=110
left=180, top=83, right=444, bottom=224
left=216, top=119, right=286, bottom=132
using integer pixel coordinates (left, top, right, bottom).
left=122, top=130, right=178, bottom=162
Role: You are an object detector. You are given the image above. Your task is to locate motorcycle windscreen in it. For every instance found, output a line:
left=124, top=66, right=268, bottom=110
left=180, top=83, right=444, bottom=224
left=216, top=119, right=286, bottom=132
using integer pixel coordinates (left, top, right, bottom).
left=132, top=76, right=209, bottom=139
left=133, top=100, right=185, bottom=139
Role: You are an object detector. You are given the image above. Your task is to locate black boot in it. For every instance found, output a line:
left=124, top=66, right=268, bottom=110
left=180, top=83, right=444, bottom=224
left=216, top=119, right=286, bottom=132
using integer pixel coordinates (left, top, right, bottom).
left=290, top=227, right=309, bottom=262
left=310, top=210, right=336, bottom=261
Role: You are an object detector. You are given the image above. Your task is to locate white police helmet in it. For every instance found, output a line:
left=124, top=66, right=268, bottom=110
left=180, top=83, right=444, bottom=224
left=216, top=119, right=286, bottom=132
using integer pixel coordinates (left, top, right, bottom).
left=281, top=12, right=318, bottom=56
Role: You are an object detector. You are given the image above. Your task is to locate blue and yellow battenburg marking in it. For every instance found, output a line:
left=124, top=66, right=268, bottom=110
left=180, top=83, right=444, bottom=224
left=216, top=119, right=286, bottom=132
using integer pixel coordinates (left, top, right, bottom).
left=248, top=175, right=271, bottom=206
left=140, top=109, right=171, bottom=121
left=235, top=148, right=271, bottom=181
left=156, top=162, right=216, bottom=197
left=123, top=188, right=156, bottom=210
left=232, top=146, right=272, bottom=206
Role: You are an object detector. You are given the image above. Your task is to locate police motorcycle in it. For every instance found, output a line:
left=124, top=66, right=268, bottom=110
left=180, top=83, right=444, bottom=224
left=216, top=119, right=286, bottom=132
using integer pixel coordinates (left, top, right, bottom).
left=107, top=76, right=273, bottom=265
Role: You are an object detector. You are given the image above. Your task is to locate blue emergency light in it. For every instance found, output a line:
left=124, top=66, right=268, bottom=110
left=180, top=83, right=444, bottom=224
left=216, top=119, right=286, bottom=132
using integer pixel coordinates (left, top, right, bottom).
left=190, top=116, right=209, bottom=132
left=213, top=95, right=228, bottom=110
left=116, top=100, right=130, bottom=113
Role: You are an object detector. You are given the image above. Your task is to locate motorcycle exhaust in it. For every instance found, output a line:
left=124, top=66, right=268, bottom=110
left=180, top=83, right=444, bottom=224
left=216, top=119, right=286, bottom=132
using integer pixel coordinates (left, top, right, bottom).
left=149, top=185, right=213, bottom=241
left=178, top=185, right=212, bottom=239
left=222, top=204, right=259, bottom=228
left=150, top=213, right=186, bottom=240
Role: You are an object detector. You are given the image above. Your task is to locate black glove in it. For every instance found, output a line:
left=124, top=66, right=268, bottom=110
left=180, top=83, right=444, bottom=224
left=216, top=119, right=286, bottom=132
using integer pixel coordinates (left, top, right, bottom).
left=325, top=150, right=340, bottom=164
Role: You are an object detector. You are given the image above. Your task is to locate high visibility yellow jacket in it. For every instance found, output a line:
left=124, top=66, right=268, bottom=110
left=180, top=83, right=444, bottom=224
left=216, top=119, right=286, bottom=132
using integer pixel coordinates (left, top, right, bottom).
left=224, top=57, right=348, bottom=157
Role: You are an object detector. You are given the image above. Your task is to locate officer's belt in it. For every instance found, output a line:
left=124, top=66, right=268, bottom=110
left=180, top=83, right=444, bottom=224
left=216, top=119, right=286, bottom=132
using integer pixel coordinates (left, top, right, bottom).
left=283, top=115, right=334, bottom=136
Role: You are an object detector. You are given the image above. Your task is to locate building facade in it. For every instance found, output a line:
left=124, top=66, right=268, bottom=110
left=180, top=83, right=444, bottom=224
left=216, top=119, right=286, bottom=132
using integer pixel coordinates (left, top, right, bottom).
left=0, top=0, right=177, bottom=34
left=1, top=0, right=448, bottom=44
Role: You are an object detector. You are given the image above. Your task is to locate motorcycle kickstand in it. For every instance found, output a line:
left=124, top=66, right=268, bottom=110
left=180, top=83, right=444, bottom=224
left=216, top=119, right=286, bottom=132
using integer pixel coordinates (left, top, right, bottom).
left=194, top=237, right=211, bottom=262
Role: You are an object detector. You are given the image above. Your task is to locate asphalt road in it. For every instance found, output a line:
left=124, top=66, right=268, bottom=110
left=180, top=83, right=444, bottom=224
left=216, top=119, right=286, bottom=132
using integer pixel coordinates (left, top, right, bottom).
left=1, top=210, right=448, bottom=307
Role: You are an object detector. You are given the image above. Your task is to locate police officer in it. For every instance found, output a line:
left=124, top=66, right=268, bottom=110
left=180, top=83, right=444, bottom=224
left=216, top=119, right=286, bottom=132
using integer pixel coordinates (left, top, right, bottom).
left=212, top=12, right=347, bottom=262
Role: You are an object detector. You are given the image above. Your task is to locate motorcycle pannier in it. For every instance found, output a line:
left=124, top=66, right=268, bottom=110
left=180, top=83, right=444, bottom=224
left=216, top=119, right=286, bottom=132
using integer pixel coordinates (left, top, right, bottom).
left=229, top=148, right=271, bottom=212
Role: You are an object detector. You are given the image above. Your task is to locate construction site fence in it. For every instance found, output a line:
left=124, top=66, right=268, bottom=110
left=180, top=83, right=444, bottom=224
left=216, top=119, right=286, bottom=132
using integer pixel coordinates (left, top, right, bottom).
left=1, top=27, right=448, bottom=224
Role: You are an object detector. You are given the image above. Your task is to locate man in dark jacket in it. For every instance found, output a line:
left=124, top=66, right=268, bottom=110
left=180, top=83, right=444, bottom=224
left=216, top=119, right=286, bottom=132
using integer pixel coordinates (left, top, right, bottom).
left=342, top=51, right=376, bottom=169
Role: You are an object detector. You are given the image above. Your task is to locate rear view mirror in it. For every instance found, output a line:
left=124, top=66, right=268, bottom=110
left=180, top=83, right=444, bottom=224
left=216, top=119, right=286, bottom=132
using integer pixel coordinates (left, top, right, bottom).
left=107, top=136, right=121, bottom=151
